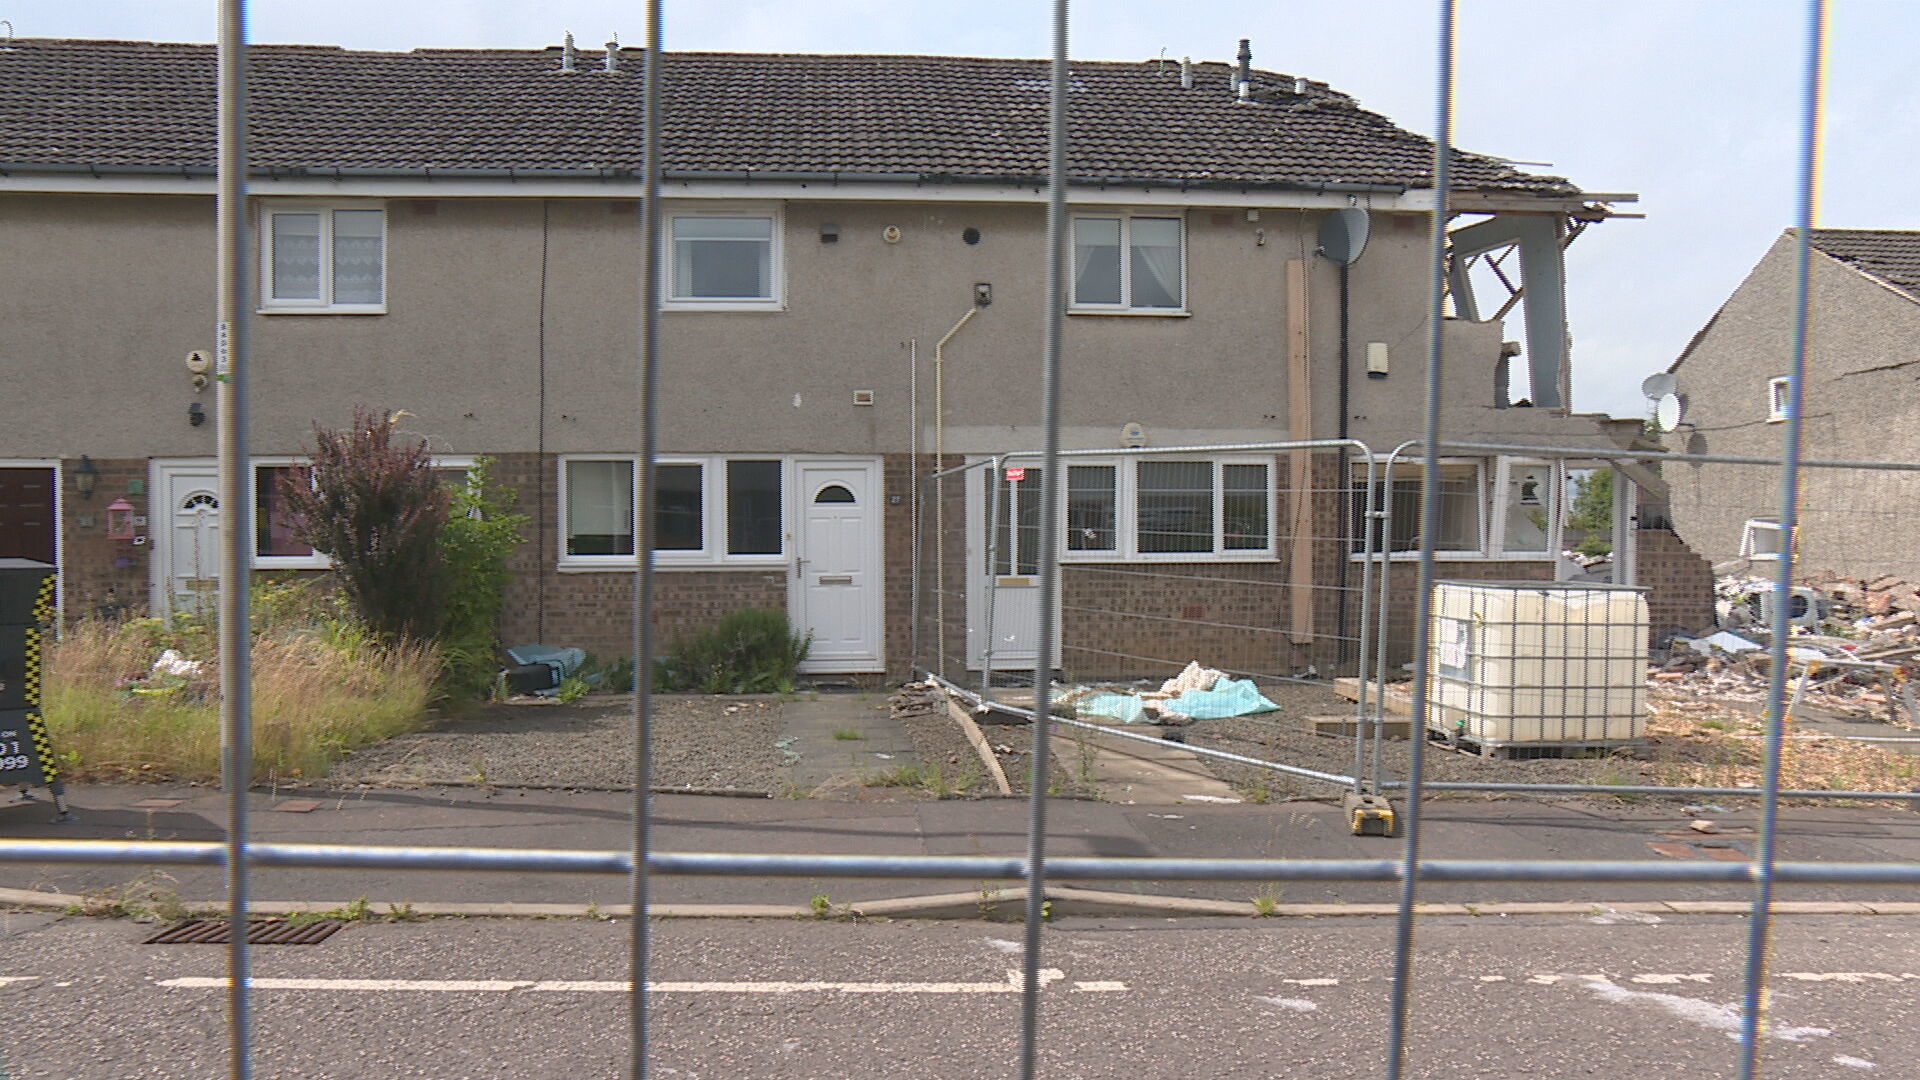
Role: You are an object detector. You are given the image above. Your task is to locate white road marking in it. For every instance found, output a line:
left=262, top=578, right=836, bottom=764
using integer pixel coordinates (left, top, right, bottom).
left=1578, top=977, right=1831, bottom=1044
left=1833, top=1056, right=1878, bottom=1070
left=1781, top=972, right=1899, bottom=983
left=1256, top=996, right=1319, bottom=1013
left=1631, top=974, right=1713, bottom=985
left=0, top=976, right=39, bottom=986
left=1477, top=976, right=1508, bottom=983
left=982, top=938, right=1022, bottom=954
left=1283, top=978, right=1338, bottom=987
left=156, top=968, right=1125, bottom=996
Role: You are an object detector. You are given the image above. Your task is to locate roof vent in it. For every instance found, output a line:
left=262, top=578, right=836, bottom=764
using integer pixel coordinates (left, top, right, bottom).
left=559, top=31, right=576, bottom=73
left=1293, top=77, right=1307, bottom=95
left=1179, top=55, right=1193, bottom=90
left=603, top=36, right=619, bottom=73
left=1235, top=38, right=1252, bottom=97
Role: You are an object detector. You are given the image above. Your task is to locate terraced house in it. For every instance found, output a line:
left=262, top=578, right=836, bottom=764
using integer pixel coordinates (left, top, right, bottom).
left=0, top=36, right=1680, bottom=678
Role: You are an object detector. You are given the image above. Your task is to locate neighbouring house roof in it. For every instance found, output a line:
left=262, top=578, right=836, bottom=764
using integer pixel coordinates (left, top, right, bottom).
left=0, top=38, right=1578, bottom=195
left=1810, top=229, right=1920, bottom=303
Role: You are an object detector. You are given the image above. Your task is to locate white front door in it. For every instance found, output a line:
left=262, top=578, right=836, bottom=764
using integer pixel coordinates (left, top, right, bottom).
left=792, top=461, right=883, bottom=673
left=153, top=463, right=222, bottom=618
left=966, top=463, right=1058, bottom=671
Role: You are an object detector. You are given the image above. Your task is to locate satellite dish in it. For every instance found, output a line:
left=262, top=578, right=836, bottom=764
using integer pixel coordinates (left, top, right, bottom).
left=1317, top=207, right=1370, bottom=266
left=1655, top=392, right=1683, bottom=432
left=1640, top=372, right=1676, bottom=399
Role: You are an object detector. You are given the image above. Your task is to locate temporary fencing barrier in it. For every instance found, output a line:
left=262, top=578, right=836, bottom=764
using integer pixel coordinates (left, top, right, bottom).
left=6, top=2, right=1890, bottom=1080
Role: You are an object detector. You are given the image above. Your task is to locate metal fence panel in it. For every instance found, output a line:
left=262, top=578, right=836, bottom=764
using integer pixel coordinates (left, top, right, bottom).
left=10, top=2, right=1869, bottom=1078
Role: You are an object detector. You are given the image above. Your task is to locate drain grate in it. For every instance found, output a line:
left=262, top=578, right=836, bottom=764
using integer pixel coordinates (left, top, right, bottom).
left=142, top=918, right=347, bottom=946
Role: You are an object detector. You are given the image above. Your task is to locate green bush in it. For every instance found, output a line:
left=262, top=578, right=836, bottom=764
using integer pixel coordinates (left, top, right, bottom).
left=435, top=458, right=529, bottom=698
left=657, top=608, right=811, bottom=694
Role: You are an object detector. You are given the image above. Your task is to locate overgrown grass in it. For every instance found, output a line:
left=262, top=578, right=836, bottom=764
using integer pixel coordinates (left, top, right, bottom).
left=44, top=616, right=437, bottom=783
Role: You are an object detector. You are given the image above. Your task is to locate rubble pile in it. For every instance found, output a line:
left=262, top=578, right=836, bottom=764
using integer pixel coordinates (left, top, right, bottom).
left=1650, top=574, right=1920, bottom=725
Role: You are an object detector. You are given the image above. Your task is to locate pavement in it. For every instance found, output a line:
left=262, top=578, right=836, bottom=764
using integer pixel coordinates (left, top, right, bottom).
left=5, top=692, right=1920, bottom=919
left=6, top=776, right=1920, bottom=918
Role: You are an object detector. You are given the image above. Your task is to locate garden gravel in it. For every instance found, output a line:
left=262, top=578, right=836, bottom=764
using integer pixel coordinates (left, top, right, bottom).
left=323, top=693, right=787, bottom=794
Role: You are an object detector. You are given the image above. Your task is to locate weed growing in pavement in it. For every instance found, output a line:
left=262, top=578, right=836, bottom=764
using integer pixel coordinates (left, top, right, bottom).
left=976, top=882, right=1001, bottom=920
left=809, top=893, right=833, bottom=918
left=831, top=728, right=863, bottom=741
left=1236, top=772, right=1275, bottom=805
left=288, top=897, right=374, bottom=926
left=555, top=676, right=591, bottom=704
left=68, top=874, right=196, bottom=921
left=865, top=761, right=978, bottom=798
left=1251, top=884, right=1284, bottom=917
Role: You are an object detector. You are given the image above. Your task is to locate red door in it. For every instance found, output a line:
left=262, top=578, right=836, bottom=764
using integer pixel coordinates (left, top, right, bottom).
left=0, top=469, right=56, bottom=564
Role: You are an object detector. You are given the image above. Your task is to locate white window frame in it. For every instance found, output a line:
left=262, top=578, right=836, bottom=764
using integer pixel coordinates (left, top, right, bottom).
left=992, top=455, right=1273, bottom=563
left=1767, top=376, right=1791, bottom=422
left=662, top=204, right=785, bottom=312
left=257, top=201, right=388, bottom=314
left=1488, top=457, right=1554, bottom=560
left=1068, top=211, right=1189, bottom=315
left=558, top=454, right=791, bottom=570
left=251, top=454, right=477, bottom=571
left=1349, top=457, right=1489, bottom=560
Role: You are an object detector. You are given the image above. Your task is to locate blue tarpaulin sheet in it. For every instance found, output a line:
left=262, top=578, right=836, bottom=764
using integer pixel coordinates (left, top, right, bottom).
left=1072, top=678, right=1279, bottom=723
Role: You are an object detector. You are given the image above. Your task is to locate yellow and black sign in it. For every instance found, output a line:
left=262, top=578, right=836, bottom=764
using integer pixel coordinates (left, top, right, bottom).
left=0, top=566, right=61, bottom=800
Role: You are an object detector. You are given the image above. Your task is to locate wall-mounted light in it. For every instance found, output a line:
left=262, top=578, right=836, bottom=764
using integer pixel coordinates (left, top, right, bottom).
left=73, top=455, right=100, bottom=500
left=819, top=222, right=840, bottom=244
left=105, top=497, right=135, bottom=540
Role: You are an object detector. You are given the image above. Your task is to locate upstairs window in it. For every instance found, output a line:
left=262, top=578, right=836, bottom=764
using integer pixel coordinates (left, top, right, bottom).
left=261, top=205, right=386, bottom=313
left=1071, top=214, right=1185, bottom=311
left=1767, top=376, right=1791, bottom=422
left=666, top=210, right=782, bottom=309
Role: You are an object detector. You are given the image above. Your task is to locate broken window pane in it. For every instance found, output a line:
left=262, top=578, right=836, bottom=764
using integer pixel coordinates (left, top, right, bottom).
left=1067, top=465, right=1117, bottom=552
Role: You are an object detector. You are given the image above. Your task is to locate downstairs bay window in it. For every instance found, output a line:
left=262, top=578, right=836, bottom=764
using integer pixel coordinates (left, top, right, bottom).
left=559, top=455, right=786, bottom=568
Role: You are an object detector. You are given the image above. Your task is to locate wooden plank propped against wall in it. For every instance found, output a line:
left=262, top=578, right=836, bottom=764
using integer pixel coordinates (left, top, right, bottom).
left=1286, top=259, right=1315, bottom=653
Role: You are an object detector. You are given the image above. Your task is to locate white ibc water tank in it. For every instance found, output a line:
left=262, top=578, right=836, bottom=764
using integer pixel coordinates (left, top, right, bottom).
left=1427, top=580, right=1648, bottom=747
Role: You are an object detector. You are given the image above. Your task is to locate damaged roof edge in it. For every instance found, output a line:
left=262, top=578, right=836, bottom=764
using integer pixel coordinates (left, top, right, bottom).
left=0, top=159, right=1417, bottom=194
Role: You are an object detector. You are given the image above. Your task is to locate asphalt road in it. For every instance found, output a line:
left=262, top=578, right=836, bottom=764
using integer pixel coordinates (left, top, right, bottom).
left=1, top=911, right=1913, bottom=1078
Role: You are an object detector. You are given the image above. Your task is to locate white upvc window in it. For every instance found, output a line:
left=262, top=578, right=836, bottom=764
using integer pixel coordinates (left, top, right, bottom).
left=252, top=454, right=478, bottom=570
left=990, top=456, right=1272, bottom=563
left=664, top=206, right=784, bottom=310
left=1350, top=460, right=1487, bottom=557
left=558, top=455, right=789, bottom=569
left=1070, top=212, right=1186, bottom=313
left=259, top=203, right=387, bottom=313
left=1767, top=376, right=1791, bottom=422
left=1489, top=457, right=1552, bottom=558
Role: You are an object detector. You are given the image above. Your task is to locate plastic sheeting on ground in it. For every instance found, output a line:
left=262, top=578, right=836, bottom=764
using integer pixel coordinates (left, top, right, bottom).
left=1066, top=670, right=1280, bottom=725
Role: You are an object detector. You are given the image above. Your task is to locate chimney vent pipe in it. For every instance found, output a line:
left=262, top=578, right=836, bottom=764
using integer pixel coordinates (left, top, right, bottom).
left=560, top=31, right=576, bottom=73
left=1179, top=55, right=1193, bottom=90
left=1236, top=38, right=1252, bottom=93
left=603, top=37, right=620, bottom=73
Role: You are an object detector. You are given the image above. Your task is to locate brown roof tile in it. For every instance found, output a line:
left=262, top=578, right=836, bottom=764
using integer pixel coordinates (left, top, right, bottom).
left=1809, top=229, right=1920, bottom=302
left=0, top=39, right=1577, bottom=194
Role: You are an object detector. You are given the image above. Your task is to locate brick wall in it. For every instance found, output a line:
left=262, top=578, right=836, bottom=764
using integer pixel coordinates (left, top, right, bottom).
left=60, top=456, right=149, bottom=621
left=1636, top=526, right=1716, bottom=637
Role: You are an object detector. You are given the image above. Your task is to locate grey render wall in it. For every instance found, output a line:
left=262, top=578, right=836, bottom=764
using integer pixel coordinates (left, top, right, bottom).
left=1666, top=231, right=1920, bottom=580
left=0, top=191, right=1605, bottom=463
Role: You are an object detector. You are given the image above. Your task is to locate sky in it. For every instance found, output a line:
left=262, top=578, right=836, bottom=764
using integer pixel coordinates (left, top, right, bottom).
left=9, top=1, right=1918, bottom=420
